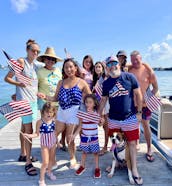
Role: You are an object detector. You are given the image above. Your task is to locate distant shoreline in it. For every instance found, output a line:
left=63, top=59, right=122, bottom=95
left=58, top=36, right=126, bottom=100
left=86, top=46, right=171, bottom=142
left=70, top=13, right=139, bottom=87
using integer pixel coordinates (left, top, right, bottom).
left=153, top=67, right=172, bottom=71
left=1, top=66, right=172, bottom=71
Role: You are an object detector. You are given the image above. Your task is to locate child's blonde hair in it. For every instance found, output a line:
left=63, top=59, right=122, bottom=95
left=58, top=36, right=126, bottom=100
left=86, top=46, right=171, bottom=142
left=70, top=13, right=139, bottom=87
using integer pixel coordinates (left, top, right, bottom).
left=41, top=102, right=57, bottom=118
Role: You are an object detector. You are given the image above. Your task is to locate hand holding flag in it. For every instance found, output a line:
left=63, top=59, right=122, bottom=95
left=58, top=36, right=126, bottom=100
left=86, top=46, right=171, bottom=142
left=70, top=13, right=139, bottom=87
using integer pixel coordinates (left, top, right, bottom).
left=77, top=104, right=101, bottom=123
left=2, top=50, right=32, bottom=86
left=144, top=87, right=162, bottom=112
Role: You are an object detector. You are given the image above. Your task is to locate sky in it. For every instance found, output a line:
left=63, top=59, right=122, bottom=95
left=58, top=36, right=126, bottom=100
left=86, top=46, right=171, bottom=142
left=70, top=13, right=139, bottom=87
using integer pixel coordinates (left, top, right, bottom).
left=0, top=0, right=172, bottom=68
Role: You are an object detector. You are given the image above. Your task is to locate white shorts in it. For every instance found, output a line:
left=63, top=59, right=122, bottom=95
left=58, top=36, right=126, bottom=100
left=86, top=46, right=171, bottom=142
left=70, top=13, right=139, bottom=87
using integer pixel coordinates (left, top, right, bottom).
left=57, top=105, right=80, bottom=125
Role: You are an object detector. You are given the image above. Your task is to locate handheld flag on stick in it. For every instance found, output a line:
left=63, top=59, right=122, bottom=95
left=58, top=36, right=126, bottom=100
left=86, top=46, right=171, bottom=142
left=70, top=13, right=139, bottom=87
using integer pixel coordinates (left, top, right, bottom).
left=64, top=48, right=72, bottom=59
left=20, top=131, right=32, bottom=144
left=0, top=100, right=33, bottom=122
left=2, top=50, right=32, bottom=85
left=144, top=87, right=162, bottom=112
left=93, top=76, right=104, bottom=99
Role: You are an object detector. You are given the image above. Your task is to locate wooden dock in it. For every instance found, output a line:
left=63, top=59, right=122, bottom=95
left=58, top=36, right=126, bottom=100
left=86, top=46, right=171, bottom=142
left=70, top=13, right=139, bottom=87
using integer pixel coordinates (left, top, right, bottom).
left=0, top=119, right=172, bottom=186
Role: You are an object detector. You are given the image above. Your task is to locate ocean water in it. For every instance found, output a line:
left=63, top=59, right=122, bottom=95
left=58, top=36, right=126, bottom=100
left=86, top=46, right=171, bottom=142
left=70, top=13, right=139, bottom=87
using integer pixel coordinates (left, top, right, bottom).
left=0, top=69, right=172, bottom=128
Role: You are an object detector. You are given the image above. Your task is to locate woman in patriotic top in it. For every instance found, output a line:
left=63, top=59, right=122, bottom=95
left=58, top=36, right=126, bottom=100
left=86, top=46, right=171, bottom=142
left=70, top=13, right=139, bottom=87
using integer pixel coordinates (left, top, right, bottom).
left=71, top=94, right=103, bottom=179
left=24, top=102, right=57, bottom=186
left=37, top=58, right=91, bottom=169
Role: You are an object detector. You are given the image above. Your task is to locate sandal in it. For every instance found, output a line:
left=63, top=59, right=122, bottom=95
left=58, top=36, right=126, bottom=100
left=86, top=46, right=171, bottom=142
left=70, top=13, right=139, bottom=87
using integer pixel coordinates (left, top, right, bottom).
left=46, top=172, right=56, bottom=180
left=70, top=159, right=79, bottom=170
left=132, top=175, right=143, bottom=185
left=38, top=180, right=46, bottom=186
left=145, top=153, right=155, bottom=162
left=18, top=155, right=26, bottom=162
left=18, top=155, right=38, bottom=162
left=25, top=163, right=37, bottom=176
left=30, top=156, right=38, bottom=162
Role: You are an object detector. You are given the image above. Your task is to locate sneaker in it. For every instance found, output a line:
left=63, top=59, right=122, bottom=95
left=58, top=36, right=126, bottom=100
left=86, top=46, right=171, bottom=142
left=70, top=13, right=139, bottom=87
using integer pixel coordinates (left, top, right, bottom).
left=75, top=166, right=86, bottom=175
left=94, top=168, right=101, bottom=178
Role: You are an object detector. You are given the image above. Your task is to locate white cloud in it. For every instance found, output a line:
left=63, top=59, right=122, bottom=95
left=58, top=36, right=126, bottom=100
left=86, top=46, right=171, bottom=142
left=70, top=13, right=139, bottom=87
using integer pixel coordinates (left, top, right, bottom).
left=11, top=0, right=37, bottom=13
left=145, top=34, right=172, bottom=67
left=166, top=34, right=172, bottom=41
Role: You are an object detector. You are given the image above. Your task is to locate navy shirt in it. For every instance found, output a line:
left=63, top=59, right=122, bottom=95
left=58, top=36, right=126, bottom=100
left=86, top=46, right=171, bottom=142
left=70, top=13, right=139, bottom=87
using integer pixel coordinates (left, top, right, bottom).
left=102, top=72, right=139, bottom=120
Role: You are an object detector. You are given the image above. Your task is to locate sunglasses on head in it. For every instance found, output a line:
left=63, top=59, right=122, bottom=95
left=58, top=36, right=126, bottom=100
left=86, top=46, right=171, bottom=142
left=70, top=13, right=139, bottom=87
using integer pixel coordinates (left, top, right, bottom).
left=106, top=61, right=119, bottom=68
left=45, top=56, right=56, bottom=62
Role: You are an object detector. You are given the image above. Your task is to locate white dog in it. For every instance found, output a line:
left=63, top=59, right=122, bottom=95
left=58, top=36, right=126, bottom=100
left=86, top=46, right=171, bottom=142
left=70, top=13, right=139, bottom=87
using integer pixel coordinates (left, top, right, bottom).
left=106, top=132, right=134, bottom=184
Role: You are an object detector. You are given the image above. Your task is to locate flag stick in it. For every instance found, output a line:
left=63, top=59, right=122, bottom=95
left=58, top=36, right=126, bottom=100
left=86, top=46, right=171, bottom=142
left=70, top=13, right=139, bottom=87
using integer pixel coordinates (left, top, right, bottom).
left=20, top=131, right=32, bottom=144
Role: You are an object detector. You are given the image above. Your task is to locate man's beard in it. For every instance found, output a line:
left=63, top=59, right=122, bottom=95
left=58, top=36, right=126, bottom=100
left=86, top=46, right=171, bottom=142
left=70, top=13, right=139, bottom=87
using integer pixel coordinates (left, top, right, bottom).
left=109, top=69, right=121, bottom=77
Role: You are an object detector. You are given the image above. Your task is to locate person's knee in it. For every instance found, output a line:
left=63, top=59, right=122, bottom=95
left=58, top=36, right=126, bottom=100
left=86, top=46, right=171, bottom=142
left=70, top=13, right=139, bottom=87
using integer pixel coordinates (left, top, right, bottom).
left=128, top=140, right=136, bottom=146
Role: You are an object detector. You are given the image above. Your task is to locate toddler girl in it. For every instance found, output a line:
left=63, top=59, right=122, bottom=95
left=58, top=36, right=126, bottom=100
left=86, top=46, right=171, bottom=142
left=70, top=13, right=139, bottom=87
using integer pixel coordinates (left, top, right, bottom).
left=24, top=102, right=57, bottom=186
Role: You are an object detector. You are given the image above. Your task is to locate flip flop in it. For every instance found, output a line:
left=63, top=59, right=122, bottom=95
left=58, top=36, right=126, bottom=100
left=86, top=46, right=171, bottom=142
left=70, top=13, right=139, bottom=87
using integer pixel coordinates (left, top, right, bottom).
left=132, top=175, right=143, bottom=185
left=145, top=153, right=155, bottom=162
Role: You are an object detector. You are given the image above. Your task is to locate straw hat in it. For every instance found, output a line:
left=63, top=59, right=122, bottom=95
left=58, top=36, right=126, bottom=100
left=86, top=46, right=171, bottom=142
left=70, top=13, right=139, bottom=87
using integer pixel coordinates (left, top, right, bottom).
left=37, top=47, right=63, bottom=62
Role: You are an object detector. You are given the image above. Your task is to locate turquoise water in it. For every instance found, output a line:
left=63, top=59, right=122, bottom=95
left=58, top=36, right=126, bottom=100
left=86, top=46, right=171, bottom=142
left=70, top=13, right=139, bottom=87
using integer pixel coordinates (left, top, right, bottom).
left=0, top=69, right=172, bottom=128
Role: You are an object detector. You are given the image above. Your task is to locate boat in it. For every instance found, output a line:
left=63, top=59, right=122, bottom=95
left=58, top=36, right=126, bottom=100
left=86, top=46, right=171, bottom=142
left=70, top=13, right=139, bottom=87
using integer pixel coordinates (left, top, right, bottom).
left=149, top=96, right=172, bottom=168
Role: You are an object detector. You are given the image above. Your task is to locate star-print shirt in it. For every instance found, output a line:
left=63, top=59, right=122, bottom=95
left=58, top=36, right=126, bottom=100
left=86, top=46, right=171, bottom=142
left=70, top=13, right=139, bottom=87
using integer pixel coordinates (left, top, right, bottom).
left=58, top=80, right=82, bottom=110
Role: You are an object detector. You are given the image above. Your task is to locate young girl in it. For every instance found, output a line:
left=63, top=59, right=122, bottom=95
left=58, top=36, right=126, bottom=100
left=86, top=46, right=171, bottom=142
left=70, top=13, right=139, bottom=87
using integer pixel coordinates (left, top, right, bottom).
left=71, top=94, right=102, bottom=178
left=92, top=62, right=109, bottom=156
left=82, top=55, right=94, bottom=90
left=24, top=102, right=57, bottom=186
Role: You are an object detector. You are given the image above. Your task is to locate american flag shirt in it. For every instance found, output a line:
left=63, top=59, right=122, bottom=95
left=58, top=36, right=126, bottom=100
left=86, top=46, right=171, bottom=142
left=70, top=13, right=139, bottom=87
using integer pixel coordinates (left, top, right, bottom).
left=102, top=72, right=139, bottom=121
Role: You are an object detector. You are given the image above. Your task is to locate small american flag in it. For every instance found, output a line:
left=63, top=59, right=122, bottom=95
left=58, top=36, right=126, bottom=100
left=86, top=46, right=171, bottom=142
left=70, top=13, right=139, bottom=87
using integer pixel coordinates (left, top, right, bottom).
left=144, top=87, right=162, bottom=112
left=0, top=100, right=32, bottom=122
left=77, top=104, right=100, bottom=123
left=64, top=48, right=72, bottom=59
left=93, top=76, right=104, bottom=98
left=2, top=50, right=32, bottom=85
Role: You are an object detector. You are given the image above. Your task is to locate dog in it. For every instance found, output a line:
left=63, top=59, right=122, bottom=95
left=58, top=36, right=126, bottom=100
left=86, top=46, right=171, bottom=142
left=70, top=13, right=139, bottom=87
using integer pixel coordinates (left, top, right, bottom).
left=106, top=132, right=134, bottom=184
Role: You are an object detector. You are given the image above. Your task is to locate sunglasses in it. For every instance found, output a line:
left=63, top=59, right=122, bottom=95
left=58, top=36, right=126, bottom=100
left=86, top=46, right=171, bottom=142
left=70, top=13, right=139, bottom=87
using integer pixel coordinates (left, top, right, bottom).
left=45, top=56, right=56, bottom=62
left=30, top=48, right=40, bottom=54
left=106, top=61, right=119, bottom=68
